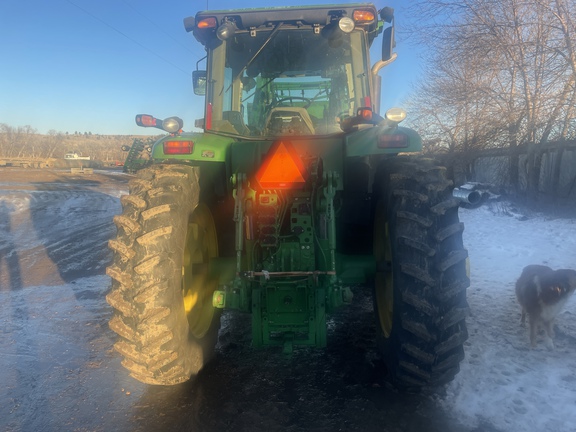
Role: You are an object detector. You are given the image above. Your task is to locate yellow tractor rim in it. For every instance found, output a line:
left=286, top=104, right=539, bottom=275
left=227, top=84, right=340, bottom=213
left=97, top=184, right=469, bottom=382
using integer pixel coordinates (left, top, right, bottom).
left=181, top=203, right=219, bottom=338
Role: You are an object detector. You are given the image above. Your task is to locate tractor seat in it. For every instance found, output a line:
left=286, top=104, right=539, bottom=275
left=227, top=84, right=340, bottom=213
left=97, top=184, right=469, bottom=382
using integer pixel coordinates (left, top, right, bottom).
left=265, top=107, right=315, bottom=135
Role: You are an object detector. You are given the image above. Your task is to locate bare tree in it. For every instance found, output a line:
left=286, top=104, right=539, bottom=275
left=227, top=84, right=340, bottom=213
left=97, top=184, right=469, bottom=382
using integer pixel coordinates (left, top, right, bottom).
left=404, top=0, right=576, bottom=199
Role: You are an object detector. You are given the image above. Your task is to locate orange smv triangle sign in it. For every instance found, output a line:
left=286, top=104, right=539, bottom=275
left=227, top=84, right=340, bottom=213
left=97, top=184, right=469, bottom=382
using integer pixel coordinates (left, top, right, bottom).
left=255, top=140, right=307, bottom=189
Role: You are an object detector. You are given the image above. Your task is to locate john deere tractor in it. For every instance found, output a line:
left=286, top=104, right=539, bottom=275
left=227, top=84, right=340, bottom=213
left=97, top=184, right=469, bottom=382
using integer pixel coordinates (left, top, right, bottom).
left=106, top=3, right=469, bottom=390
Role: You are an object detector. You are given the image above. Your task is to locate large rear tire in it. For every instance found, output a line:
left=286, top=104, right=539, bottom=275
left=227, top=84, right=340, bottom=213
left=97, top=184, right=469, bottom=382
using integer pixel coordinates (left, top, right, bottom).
left=373, top=156, right=469, bottom=390
left=106, top=164, right=221, bottom=385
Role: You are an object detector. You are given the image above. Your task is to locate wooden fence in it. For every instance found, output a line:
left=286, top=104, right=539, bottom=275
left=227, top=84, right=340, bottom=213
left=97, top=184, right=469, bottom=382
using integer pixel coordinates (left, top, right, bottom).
left=448, top=141, right=576, bottom=201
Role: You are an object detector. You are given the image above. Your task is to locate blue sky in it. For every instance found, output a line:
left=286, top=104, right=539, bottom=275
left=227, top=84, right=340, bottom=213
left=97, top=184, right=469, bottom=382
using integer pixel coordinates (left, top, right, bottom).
left=0, top=0, right=422, bottom=135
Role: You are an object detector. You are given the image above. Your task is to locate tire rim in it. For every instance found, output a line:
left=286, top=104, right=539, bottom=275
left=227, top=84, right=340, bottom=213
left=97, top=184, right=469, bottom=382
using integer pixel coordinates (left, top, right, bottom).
left=182, top=203, right=219, bottom=338
left=374, top=201, right=393, bottom=338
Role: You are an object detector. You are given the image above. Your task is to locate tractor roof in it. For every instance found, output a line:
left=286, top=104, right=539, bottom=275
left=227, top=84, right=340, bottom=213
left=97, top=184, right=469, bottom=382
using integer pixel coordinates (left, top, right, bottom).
left=185, top=3, right=381, bottom=46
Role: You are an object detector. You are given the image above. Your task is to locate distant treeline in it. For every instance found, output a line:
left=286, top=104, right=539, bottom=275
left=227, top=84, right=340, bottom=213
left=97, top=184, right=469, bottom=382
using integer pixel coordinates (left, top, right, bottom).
left=0, top=123, right=160, bottom=163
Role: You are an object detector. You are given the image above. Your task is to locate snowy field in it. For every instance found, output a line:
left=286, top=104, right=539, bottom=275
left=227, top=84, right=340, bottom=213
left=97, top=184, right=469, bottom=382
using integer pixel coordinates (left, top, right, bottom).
left=442, top=201, right=576, bottom=432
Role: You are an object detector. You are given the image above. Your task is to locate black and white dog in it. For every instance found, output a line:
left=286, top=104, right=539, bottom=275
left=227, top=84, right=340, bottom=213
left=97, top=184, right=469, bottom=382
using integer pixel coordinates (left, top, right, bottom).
left=515, top=265, right=576, bottom=349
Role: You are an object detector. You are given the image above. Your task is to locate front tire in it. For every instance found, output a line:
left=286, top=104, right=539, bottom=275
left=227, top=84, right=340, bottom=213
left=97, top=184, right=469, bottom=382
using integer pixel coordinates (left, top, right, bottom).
left=106, top=164, right=221, bottom=385
left=373, top=156, right=469, bottom=390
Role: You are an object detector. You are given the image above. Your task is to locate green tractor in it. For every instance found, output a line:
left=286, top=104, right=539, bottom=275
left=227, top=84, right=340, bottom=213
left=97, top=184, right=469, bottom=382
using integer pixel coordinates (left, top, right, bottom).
left=106, top=3, right=469, bottom=390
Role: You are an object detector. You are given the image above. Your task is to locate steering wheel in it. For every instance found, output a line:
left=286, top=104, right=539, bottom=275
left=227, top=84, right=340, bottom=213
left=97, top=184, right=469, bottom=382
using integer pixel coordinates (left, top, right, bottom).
left=270, top=96, right=312, bottom=109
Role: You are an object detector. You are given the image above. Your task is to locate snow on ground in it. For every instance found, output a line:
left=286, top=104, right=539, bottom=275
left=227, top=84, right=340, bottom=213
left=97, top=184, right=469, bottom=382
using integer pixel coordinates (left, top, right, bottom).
left=0, top=276, right=142, bottom=431
left=441, top=202, right=576, bottom=432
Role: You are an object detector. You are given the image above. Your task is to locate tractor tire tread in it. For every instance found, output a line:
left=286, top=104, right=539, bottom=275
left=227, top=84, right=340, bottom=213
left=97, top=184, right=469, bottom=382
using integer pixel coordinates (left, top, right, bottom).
left=374, top=156, right=469, bottom=390
left=106, top=164, right=219, bottom=386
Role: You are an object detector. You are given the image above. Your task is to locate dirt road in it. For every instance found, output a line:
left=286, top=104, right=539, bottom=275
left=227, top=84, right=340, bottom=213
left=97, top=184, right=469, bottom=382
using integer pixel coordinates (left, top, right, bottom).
left=0, top=168, right=481, bottom=432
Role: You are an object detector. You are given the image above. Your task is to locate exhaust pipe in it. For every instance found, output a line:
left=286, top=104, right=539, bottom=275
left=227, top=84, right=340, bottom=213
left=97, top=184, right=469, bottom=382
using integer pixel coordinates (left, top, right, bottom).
left=453, top=188, right=483, bottom=206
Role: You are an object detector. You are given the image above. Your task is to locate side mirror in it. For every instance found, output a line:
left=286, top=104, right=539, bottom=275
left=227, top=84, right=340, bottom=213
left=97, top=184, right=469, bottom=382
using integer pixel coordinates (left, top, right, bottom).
left=382, top=26, right=395, bottom=62
left=380, top=7, right=394, bottom=23
left=193, top=70, right=207, bottom=96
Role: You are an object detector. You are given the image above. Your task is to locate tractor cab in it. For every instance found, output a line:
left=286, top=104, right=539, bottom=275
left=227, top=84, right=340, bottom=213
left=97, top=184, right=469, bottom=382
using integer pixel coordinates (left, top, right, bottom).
left=185, top=4, right=394, bottom=138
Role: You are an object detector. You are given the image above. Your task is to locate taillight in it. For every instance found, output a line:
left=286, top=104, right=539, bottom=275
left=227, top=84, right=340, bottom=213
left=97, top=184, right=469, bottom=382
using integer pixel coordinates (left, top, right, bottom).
left=197, top=17, right=217, bottom=29
left=364, top=96, right=372, bottom=109
left=353, top=10, right=375, bottom=23
left=206, top=103, right=213, bottom=131
left=378, top=134, right=408, bottom=148
left=136, top=114, right=157, bottom=127
left=163, top=140, right=194, bottom=154
left=358, top=107, right=373, bottom=121
left=255, top=140, right=307, bottom=189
